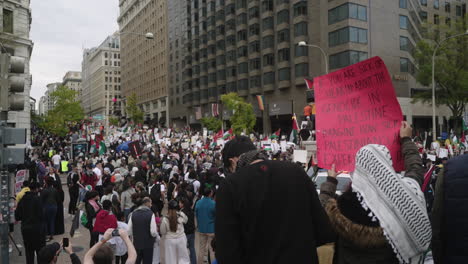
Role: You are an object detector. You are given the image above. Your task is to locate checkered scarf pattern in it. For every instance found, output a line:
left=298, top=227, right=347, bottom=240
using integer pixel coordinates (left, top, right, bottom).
left=351, top=144, right=432, bottom=264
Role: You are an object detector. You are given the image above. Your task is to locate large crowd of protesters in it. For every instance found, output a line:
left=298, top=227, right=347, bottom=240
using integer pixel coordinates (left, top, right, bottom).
left=10, top=120, right=468, bottom=264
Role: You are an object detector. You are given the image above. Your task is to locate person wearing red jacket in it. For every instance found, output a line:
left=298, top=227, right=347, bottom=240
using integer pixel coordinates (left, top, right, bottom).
left=93, top=200, right=117, bottom=234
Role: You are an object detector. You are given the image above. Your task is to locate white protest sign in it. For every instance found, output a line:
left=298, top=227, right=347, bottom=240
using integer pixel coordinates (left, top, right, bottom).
left=427, top=154, right=436, bottom=162
left=293, top=150, right=308, bottom=163
left=438, top=148, right=448, bottom=158
left=181, top=142, right=189, bottom=149
left=280, top=141, right=287, bottom=152
left=217, top=139, right=225, bottom=146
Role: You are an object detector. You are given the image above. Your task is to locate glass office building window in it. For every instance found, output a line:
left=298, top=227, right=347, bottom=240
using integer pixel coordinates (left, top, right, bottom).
left=399, top=15, right=408, bottom=29
left=261, top=0, right=274, bottom=12
left=227, top=81, right=237, bottom=92
left=238, top=62, right=248, bottom=74
left=249, top=23, right=260, bottom=36
left=295, top=63, right=308, bottom=77
left=277, top=10, right=290, bottom=24
left=278, top=48, right=290, bottom=62
left=277, top=29, right=290, bottom=43
left=237, top=13, right=247, bottom=24
left=263, top=53, right=275, bottom=66
left=238, top=79, right=249, bottom=90
left=294, top=22, right=307, bottom=37
left=293, top=1, right=307, bottom=16
left=328, top=3, right=367, bottom=25
left=236, top=0, right=246, bottom=8
left=249, top=41, right=260, bottom=53
left=237, top=46, right=248, bottom=57
left=434, top=0, right=439, bottom=9
left=278, top=67, right=291, bottom=81
left=434, top=14, right=439, bottom=24
left=262, top=35, right=274, bottom=49
left=329, top=50, right=368, bottom=69
left=237, top=30, right=247, bottom=41
left=227, top=66, right=237, bottom=77
left=328, top=27, right=367, bottom=47
left=445, top=2, right=450, bottom=13
left=226, top=3, right=235, bottom=15
left=249, top=7, right=260, bottom=19
left=420, top=0, right=427, bottom=6
left=420, top=11, right=427, bottom=22
left=400, top=57, right=415, bottom=74
left=226, top=19, right=236, bottom=30
left=263, top=72, right=275, bottom=85
left=217, top=70, right=226, bottom=80
left=400, top=36, right=409, bottom=51
left=250, top=75, right=261, bottom=87
left=295, top=45, right=308, bottom=57
left=262, top=17, right=274, bottom=30
left=249, top=58, right=261, bottom=70
left=399, top=0, right=407, bottom=9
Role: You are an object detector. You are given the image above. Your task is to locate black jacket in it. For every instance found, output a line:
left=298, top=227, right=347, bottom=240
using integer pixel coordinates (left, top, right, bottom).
left=215, top=160, right=334, bottom=264
left=15, top=191, right=46, bottom=247
left=182, top=207, right=195, bottom=235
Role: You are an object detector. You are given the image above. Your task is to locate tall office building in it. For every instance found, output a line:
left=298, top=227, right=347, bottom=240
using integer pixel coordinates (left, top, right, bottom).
left=176, top=0, right=466, bottom=133
left=118, top=0, right=169, bottom=126
left=168, top=0, right=190, bottom=127
left=62, top=71, right=82, bottom=99
left=81, top=33, right=122, bottom=118
left=0, top=0, right=34, bottom=136
left=38, top=96, right=46, bottom=116
left=44, top=82, right=60, bottom=113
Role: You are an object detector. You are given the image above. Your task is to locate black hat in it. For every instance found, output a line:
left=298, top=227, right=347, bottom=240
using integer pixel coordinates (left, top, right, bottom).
left=38, top=242, right=60, bottom=263
left=222, top=136, right=256, bottom=165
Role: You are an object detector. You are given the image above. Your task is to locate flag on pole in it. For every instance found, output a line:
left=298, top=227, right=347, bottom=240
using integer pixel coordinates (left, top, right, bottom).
left=270, top=128, right=281, bottom=139
left=289, top=114, right=299, bottom=144
left=212, top=104, right=219, bottom=117
left=223, top=128, right=233, bottom=139
left=213, top=129, right=224, bottom=142
left=99, top=141, right=107, bottom=155
left=304, top=78, right=314, bottom=90
left=195, top=107, right=202, bottom=120
left=256, top=95, right=265, bottom=111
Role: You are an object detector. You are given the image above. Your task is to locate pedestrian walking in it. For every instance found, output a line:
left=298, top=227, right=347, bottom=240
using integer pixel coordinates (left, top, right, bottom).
left=121, top=180, right=136, bottom=222
left=128, top=196, right=158, bottom=264
left=15, top=182, right=46, bottom=264
left=84, top=190, right=101, bottom=247
left=67, top=164, right=81, bottom=215
left=41, top=177, right=60, bottom=242
left=160, top=199, right=190, bottom=264
left=180, top=196, right=196, bottom=264
left=195, top=187, right=215, bottom=264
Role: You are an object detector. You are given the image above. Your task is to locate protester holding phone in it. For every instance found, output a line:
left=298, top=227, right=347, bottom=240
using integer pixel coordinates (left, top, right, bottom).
left=38, top=240, right=81, bottom=264
left=84, top=228, right=137, bottom=264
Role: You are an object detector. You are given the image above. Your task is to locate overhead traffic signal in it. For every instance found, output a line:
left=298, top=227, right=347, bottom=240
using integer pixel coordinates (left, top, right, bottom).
left=0, top=53, right=26, bottom=113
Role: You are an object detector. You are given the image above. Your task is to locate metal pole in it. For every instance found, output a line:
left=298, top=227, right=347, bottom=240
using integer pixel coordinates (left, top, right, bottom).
left=105, top=86, right=110, bottom=136
left=432, top=47, right=437, bottom=142
left=305, top=44, right=329, bottom=74
left=0, top=123, right=9, bottom=264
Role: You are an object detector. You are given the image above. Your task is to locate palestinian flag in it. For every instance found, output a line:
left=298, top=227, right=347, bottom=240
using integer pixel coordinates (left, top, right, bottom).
left=289, top=114, right=299, bottom=144
left=99, top=141, right=107, bottom=155
left=223, top=128, right=233, bottom=139
left=270, top=128, right=281, bottom=139
left=214, top=129, right=224, bottom=142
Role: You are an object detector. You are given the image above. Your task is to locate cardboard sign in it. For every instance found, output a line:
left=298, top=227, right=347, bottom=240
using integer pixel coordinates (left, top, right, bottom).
left=181, top=142, right=189, bottom=149
left=315, top=57, right=404, bottom=171
left=293, top=150, right=308, bottom=163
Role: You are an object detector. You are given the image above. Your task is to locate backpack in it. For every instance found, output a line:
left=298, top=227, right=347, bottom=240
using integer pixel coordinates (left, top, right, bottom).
left=150, top=183, right=162, bottom=203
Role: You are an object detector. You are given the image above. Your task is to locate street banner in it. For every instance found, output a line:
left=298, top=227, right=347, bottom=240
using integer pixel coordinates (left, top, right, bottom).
left=314, top=56, right=404, bottom=171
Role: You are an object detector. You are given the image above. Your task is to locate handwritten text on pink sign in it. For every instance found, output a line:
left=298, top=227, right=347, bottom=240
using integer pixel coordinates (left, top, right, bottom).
left=315, top=57, right=404, bottom=171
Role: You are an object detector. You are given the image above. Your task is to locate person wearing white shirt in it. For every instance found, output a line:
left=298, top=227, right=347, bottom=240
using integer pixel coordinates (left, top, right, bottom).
left=128, top=197, right=158, bottom=264
left=51, top=154, right=61, bottom=171
left=93, top=163, right=103, bottom=196
left=160, top=200, right=189, bottom=264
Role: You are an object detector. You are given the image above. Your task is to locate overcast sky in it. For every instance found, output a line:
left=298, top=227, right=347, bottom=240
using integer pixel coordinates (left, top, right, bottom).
left=30, top=0, right=119, bottom=100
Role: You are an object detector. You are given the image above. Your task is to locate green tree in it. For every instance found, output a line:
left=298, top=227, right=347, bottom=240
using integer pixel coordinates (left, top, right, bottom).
left=126, top=93, right=144, bottom=125
left=412, top=15, right=468, bottom=132
left=40, top=85, right=84, bottom=136
left=221, top=92, right=256, bottom=135
left=109, top=117, right=120, bottom=126
left=200, top=117, right=222, bottom=131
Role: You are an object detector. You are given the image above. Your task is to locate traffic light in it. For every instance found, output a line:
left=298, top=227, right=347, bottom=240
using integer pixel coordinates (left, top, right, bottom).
left=0, top=123, right=26, bottom=165
left=0, top=53, right=26, bottom=113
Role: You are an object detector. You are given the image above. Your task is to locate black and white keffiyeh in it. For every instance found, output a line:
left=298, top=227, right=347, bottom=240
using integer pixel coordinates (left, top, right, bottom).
left=351, top=144, right=432, bottom=264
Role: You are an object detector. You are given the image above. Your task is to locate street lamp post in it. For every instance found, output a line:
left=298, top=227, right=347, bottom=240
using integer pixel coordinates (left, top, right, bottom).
left=105, top=31, right=154, bottom=135
left=431, top=30, right=468, bottom=141
left=298, top=41, right=329, bottom=74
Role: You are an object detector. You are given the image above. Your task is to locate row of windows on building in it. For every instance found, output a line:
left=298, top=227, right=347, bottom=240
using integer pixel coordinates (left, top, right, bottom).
left=104, top=60, right=121, bottom=67
left=328, top=3, right=367, bottom=25
left=104, top=77, right=122, bottom=83
left=184, top=63, right=308, bottom=91
left=417, top=0, right=464, bottom=16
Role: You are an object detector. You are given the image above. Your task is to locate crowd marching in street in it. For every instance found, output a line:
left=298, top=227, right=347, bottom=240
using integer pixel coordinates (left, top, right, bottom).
left=10, top=118, right=468, bottom=264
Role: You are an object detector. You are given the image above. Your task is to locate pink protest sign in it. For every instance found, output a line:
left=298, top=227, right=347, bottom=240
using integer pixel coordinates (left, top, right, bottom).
left=314, top=57, right=404, bottom=172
